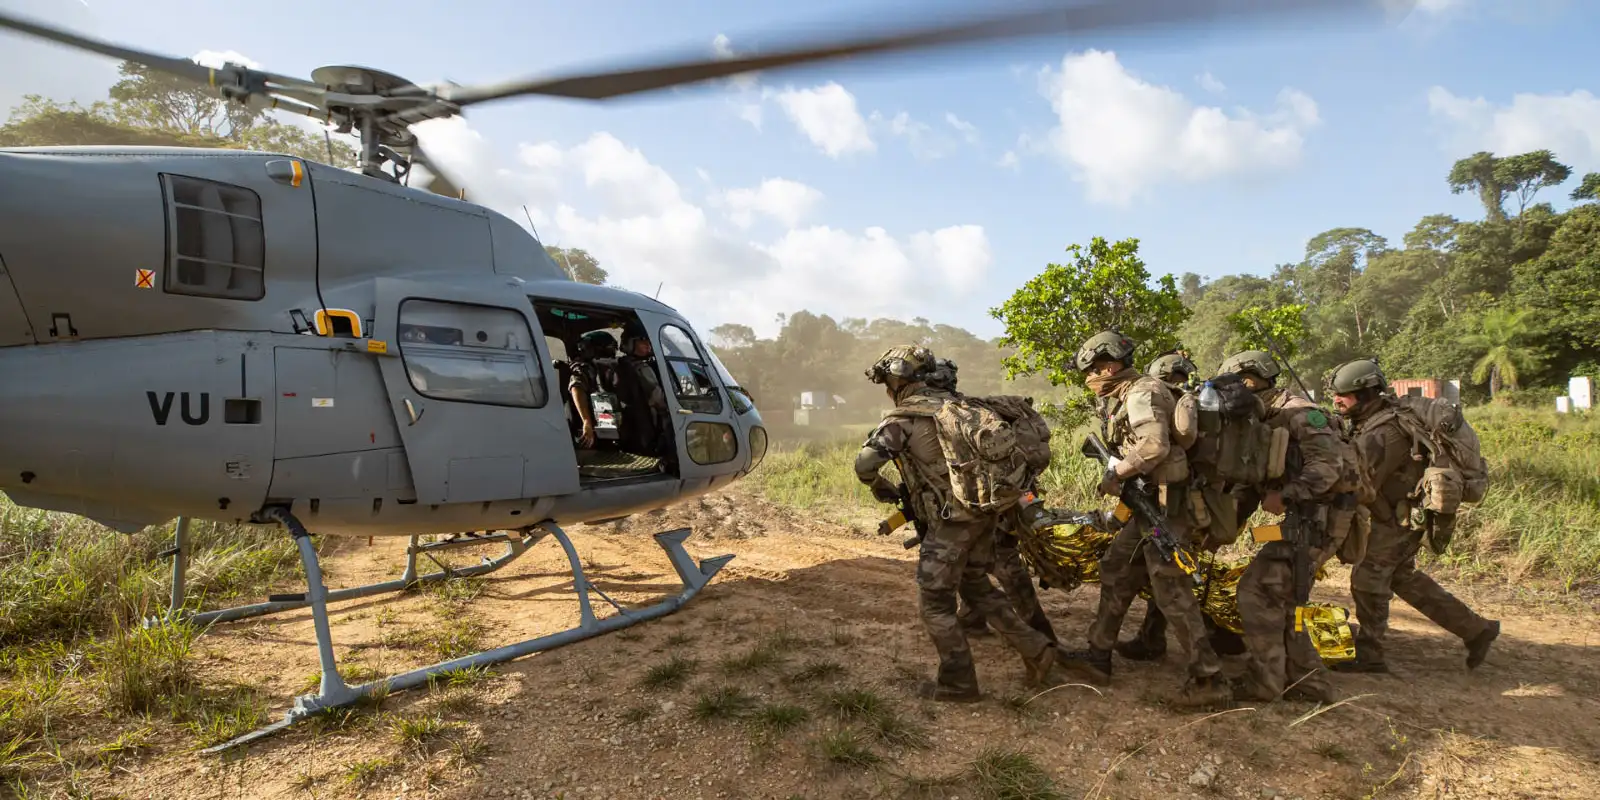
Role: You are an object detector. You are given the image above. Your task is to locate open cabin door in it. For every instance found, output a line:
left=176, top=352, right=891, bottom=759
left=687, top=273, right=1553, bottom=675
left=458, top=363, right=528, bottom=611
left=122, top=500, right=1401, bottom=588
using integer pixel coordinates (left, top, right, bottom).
left=372, top=277, right=578, bottom=506
left=634, top=310, right=745, bottom=482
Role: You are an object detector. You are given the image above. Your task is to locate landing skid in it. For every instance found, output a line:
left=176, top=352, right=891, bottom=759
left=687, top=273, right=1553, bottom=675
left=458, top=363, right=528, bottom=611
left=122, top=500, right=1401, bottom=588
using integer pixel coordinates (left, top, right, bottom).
left=165, top=509, right=731, bottom=755
left=149, top=518, right=545, bottom=628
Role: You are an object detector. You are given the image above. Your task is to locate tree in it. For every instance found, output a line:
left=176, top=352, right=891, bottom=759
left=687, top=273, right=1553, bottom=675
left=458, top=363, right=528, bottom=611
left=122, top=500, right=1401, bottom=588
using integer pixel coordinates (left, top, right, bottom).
left=709, top=324, right=757, bottom=350
left=1449, top=151, right=1509, bottom=222
left=544, top=246, right=608, bottom=285
left=1495, top=149, right=1572, bottom=220
left=1, top=62, right=357, bottom=166
left=1460, top=306, right=1539, bottom=399
left=1179, top=272, right=1207, bottom=306
left=989, top=236, right=1190, bottom=388
left=1225, top=303, right=1308, bottom=361
left=1572, top=172, right=1600, bottom=203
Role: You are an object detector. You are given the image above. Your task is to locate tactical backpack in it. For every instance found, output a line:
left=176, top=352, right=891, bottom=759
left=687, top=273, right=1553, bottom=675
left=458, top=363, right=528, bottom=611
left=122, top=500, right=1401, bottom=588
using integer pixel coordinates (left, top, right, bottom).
left=1188, top=372, right=1280, bottom=489
left=1387, top=395, right=1489, bottom=515
left=887, top=394, right=1052, bottom=515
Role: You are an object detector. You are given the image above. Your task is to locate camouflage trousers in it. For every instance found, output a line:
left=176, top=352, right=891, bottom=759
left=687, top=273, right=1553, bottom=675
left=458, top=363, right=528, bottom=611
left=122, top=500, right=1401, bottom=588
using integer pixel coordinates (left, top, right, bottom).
left=955, top=530, right=1058, bottom=643
left=917, top=517, right=1054, bottom=693
left=1086, top=503, right=1222, bottom=679
left=1237, top=543, right=1331, bottom=700
left=1349, top=515, right=1491, bottom=664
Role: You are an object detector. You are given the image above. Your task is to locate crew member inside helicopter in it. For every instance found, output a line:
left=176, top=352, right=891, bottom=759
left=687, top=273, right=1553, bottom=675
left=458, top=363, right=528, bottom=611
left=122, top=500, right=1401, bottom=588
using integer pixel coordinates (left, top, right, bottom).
left=567, top=330, right=623, bottom=450
left=614, top=321, right=677, bottom=470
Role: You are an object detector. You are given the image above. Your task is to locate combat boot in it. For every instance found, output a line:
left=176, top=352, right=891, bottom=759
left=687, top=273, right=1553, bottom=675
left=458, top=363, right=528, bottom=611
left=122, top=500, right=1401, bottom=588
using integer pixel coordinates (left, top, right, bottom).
left=1170, top=675, right=1232, bottom=710
left=917, top=680, right=982, bottom=703
left=1330, top=659, right=1389, bottom=674
left=1465, top=620, right=1500, bottom=670
left=919, top=658, right=983, bottom=703
left=1284, top=682, right=1337, bottom=704
left=1114, top=637, right=1166, bottom=661
left=1054, top=646, right=1113, bottom=686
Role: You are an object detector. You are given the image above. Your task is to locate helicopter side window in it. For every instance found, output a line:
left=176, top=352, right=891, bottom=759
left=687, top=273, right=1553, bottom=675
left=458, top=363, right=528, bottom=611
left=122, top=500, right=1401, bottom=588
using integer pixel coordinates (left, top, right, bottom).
left=159, top=174, right=266, bottom=301
left=397, top=299, right=547, bottom=408
left=658, top=324, right=723, bottom=416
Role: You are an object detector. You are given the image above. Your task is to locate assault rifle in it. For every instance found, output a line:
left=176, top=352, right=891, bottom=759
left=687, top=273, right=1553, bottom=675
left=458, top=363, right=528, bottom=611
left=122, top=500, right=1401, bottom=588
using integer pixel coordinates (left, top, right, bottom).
left=1081, top=433, right=1201, bottom=584
left=1281, top=500, right=1321, bottom=607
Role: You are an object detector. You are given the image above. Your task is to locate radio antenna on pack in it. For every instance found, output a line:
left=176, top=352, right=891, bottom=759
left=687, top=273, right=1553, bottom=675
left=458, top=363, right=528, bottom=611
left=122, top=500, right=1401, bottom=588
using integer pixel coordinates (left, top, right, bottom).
left=1252, top=320, right=1314, bottom=400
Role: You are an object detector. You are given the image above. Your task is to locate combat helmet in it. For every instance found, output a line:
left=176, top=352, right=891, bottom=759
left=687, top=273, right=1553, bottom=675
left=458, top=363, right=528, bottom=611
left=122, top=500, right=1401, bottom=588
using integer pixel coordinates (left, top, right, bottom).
left=865, top=345, right=936, bottom=385
left=1147, top=352, right=1197, bottom=386
left=926, top=357, right=959, bottom=392
left=578, top=329, right=619, bottom=360
left=1218, top=349, right=1281, bottom=382
left=1327, top=358, right=1388, bottom=394
left=1073, top=331, right=1138, bottom=372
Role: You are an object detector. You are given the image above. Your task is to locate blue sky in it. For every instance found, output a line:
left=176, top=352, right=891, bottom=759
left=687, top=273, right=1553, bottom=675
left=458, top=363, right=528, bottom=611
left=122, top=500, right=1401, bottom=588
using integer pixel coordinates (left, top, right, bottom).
left=3, top=0, right=1597, bottom=341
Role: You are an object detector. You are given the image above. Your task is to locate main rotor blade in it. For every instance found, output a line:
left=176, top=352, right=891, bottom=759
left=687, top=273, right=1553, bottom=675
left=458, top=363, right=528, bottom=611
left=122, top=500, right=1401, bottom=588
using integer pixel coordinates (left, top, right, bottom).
left=0, top=8, right=325, bottom=93
left=445, top=0, right=1393, bottom=106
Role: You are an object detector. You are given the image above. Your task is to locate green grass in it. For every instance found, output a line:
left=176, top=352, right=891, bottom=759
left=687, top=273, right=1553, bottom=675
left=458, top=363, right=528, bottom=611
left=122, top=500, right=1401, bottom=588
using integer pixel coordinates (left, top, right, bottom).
left=748, top=407, right=1600, bottom=587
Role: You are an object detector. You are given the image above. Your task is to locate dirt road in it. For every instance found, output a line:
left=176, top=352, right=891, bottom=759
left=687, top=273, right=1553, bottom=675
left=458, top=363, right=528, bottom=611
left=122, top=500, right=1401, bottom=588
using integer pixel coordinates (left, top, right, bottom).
left=94, top=488, right=1600, bottom=800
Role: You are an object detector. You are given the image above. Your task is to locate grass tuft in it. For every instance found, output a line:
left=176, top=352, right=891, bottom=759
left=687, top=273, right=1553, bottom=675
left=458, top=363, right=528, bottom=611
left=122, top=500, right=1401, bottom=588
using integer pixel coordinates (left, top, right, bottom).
left=640, top=656, right=698, bottom=691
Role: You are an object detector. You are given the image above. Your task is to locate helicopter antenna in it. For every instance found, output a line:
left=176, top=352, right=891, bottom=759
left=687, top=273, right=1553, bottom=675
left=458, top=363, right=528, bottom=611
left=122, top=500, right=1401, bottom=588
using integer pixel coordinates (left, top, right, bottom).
left=655, top=282, right=664, bottom=299
left=323, top=130, right=335, bottom=167
left=521, top=205, right=540, bottom=240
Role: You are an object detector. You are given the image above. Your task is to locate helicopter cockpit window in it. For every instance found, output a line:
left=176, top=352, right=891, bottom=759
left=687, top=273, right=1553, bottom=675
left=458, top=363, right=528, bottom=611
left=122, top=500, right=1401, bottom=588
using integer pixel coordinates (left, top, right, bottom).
left=658, top=324, right=723, bottom=416
left=398, top=299, right=547, bottom=408
left=704, top=345, right=755, bottom=415
left=159, top=174, right=266, bottom=301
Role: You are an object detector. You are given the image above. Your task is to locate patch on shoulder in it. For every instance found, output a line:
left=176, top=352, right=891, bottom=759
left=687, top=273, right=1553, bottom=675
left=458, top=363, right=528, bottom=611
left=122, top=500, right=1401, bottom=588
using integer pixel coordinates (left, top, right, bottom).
left=1127, top=389, right=1157, bottom=427
left=1306, top=409, right=1329, bottom=429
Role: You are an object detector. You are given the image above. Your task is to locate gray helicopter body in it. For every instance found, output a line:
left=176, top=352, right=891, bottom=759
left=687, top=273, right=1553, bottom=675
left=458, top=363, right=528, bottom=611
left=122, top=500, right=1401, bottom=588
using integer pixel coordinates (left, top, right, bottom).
left=0, top=145, right=766, bottom=536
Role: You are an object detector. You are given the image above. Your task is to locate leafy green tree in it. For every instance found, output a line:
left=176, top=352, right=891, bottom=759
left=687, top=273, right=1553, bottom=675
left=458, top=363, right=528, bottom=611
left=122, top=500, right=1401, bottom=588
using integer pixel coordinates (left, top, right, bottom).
left=1508, top=204, right=1600, bottom=374
left=1225, top=303, right=1308, bottom=360
left=1572, top=172, right=1600, bottom=203
left=1449, top=151, right=1510, bottom=222
left=1496, top=149, right=1572, bottom=220
left=990, top=236, right=1190, bottom=389
left=544, top=246, right=608, bottom=285
left=1, top=62, right=356, bottom=165
left=1461, top=306, right=1540, bottom=399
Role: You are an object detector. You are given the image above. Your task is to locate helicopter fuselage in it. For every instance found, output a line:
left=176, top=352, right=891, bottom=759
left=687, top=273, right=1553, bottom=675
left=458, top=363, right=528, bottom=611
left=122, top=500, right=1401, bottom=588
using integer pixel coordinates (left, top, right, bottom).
left=0, top=146, right=768, bottom=537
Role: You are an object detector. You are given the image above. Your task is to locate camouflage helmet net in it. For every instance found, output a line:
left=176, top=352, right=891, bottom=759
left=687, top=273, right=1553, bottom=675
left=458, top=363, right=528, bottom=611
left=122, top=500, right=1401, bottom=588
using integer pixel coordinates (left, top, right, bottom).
left=866, top=344, right=936, bottom=385
left=1327, top=358, right=1388, bottom=394
left=1218, top=349, right=1281, bottom=381
left=926, top=357, right=959, bottom=391
left=1073, top=330, right=1138, bottom=372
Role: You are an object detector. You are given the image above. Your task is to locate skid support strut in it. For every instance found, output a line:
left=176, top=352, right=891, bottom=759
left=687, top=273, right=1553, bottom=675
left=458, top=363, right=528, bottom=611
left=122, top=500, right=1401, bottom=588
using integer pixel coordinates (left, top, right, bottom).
left=148, top=517, right=545, bottom=628
left=199, top=509, right=733, bottom=755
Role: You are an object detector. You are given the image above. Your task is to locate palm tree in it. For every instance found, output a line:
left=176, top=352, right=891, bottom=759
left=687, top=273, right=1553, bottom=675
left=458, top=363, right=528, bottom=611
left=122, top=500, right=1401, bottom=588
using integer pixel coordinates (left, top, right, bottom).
left=1461, top=307, right=1537, bottom=400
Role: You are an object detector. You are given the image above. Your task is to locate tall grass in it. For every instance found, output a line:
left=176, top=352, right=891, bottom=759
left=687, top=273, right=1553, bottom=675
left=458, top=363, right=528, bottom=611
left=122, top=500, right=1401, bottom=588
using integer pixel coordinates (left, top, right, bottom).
left=0, top=497, right=300, bottom=788
left=747, top=407, right=1600, bottom=587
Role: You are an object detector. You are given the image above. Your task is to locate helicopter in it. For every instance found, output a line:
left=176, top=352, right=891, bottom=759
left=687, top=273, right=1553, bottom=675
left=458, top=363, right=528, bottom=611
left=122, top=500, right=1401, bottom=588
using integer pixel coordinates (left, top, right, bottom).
left=0, top=0, right=1403, bottom=753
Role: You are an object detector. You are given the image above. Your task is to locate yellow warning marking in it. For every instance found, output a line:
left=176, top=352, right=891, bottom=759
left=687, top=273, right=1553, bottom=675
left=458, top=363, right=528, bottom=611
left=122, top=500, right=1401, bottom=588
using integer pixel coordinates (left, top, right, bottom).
left=134, top=269, right=155, bottom=289
left=289, top=160, right=304, bottom=188
left=208, top=68, right=216, bottom=87
left=367, top=340, right=388, bottom=354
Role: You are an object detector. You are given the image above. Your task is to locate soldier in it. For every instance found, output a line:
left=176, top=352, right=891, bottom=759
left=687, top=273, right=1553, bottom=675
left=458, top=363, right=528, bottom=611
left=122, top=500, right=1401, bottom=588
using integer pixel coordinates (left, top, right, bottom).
left=1325, top=360, right=1500, bottom=673
left=924, top=358, right=1059, bottom=645
left=1112, top=352, right=1199, bottom=661
left=1056, top=332, right=1230, bottom=708
left=1219, top=350, right=1353, bottom=703
left=856, top=346, right=1072, bottom=701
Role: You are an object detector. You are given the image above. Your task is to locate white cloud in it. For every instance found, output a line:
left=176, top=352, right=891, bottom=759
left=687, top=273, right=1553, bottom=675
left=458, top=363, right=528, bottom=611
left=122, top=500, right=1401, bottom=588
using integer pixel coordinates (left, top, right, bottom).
left=1196, top=71, right=1226, bottom=94
left=713, top=178, right=824, bottom=228
left=770, top=82, right=875, bottom=158
left=1415, top=0, right=1465, bottom=12
left=1038, top=49, right=1321, bottom=206
left=409, top=118, right=992, bottom=338
left=946, top=113, right=980, bottom=144
left=1427, top=85, right=1600, bottom=167
left=998, top=151, right=1020, bottom=170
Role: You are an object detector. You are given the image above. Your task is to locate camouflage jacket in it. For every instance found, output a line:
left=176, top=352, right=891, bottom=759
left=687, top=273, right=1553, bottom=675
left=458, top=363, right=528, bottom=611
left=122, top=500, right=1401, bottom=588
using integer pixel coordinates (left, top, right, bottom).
left=1099, top=371, right=1188, bottom=484
left=855, top=385, right=973, bottom=523
left=1347, top=395, right=1425, bottom=526
left=1261, top=389, right=1346, bottom=503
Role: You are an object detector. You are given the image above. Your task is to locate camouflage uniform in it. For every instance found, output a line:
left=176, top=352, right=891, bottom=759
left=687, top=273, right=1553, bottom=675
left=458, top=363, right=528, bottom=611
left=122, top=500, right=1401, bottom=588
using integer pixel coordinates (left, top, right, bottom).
left=1331, top=364, right=1499, bottom=672
left=1231, top=375, right=1352, bottom=702
left=1058, top=333, right=1228, bottom=707
left=923, top=358, right=1059, bottom=644
left=856, top=347, right=1068, bottom=700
